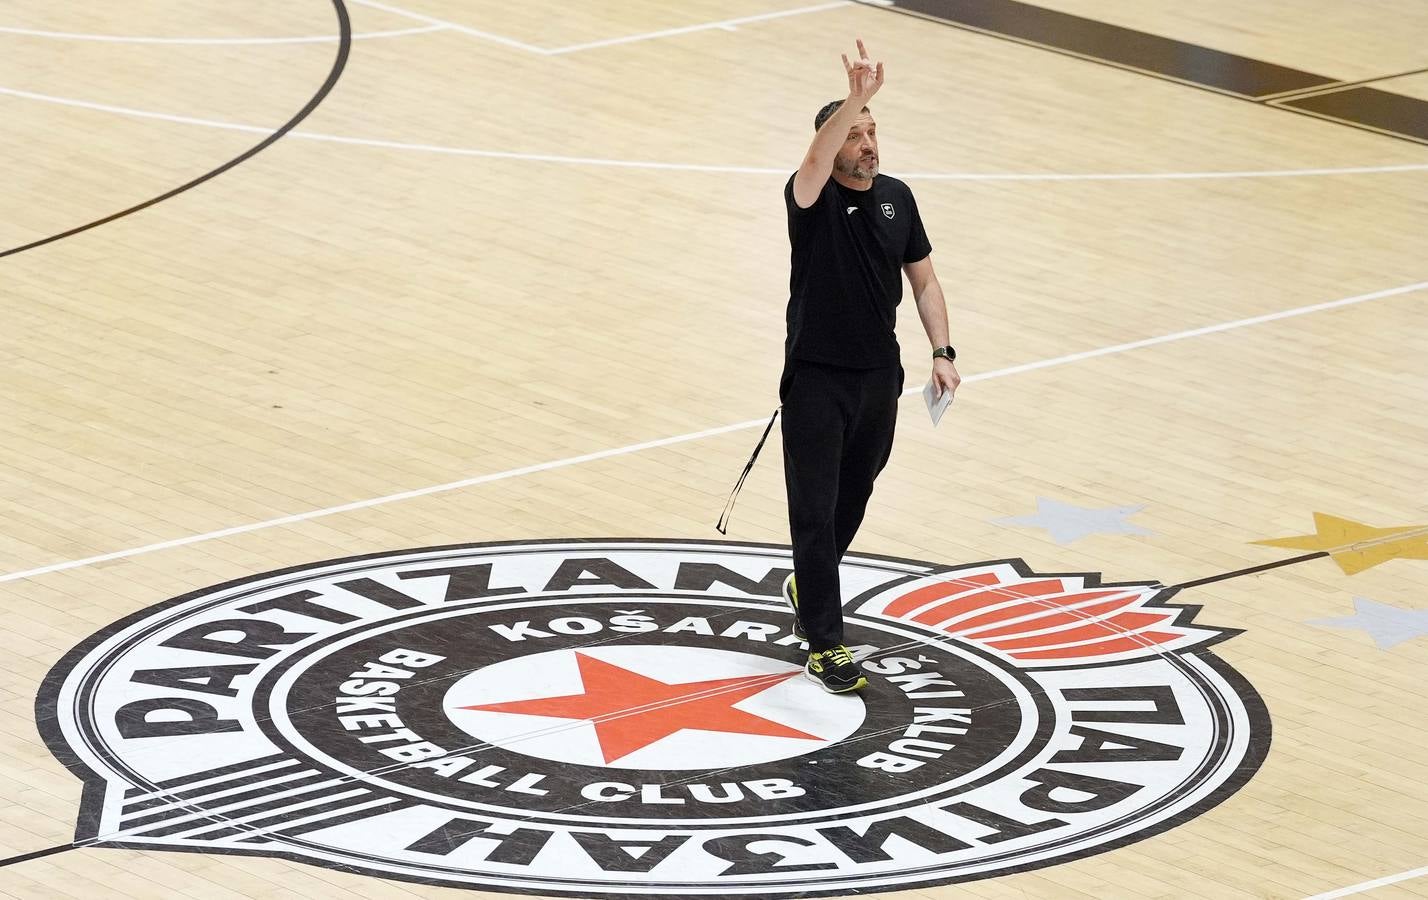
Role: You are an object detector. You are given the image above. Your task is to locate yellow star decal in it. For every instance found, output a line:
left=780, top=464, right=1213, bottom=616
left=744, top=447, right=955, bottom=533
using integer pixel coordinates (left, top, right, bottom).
left=1255, top=512, right=1428, bottom=575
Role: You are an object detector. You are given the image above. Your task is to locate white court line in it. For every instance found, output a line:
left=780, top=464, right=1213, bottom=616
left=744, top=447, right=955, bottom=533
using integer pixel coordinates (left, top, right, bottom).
left=4, top=84, right=1428, bottom=181
left=0, top=420, right=765, bottom=585
left=900, top=163, right=1428, bottom=180
left=1305, top=866, right=1428, bottom=899
left=0, top=87, right=276, bottom=133
left=0, top=23, right=444, bottom=44
left=543, top=2, right=853, bottom=55
left=346, top=0, right=849, bottom=55
left=934, top=280, right=1428, bottom=382
left=345, top=0, right=548, bottom=54
left=0, top=279, right=1422, bottom=586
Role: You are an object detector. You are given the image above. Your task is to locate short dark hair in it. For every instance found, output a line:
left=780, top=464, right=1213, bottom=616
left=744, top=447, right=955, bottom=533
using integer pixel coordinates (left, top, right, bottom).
left=814, top=100, right=871, bottom=131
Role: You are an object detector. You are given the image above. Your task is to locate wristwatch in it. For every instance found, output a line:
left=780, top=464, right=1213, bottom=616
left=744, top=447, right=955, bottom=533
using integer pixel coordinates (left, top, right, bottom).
left=932, top=345, right=957, bottom=362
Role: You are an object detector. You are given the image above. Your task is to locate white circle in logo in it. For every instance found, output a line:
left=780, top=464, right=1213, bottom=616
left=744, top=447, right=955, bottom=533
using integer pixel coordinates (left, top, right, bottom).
left=443, top=645, right=866, bottom=769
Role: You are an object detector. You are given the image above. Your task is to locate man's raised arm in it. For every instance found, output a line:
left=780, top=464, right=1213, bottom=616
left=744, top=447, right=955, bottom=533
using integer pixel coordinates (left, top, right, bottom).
left=791, top=38, right=884, bottom=208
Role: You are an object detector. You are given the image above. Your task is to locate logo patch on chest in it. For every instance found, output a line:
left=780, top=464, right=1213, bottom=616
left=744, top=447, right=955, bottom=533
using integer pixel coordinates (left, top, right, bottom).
left=882, top=202, right=895, bottom=219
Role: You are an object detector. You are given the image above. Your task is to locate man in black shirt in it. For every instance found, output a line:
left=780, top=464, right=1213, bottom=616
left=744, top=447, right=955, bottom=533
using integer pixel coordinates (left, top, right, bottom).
left=781, top=39, right=960, bottom=693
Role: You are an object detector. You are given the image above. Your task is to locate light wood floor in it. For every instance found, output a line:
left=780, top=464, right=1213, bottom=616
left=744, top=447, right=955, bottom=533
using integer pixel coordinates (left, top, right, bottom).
left=1, top=1, right=1426, bottom=898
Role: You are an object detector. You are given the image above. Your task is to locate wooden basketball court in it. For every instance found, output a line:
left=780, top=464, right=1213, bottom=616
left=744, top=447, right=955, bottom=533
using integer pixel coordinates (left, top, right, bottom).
left=2, top=1, right=1425, bottom=897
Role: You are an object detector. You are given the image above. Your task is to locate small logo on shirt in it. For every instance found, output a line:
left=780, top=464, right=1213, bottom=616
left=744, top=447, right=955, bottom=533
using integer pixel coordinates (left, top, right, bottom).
left=846, top=206, right=858, bottom=215
left=882, top=202, right=895, bottom=219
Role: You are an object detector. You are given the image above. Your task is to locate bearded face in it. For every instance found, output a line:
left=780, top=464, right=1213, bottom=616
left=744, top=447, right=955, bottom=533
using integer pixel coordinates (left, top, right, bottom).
left=833, top=113, right=878, bottom=183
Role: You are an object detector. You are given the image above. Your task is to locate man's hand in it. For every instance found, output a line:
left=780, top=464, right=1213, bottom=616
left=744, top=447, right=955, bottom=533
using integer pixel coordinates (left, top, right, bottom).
left=931, top=358, right=960, bottom=400
left=842, top=38, right=884, bottom=103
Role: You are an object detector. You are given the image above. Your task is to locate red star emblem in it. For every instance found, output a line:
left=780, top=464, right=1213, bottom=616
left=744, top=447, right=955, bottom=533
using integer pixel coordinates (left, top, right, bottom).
left=457, top=653, right=819, bottom=763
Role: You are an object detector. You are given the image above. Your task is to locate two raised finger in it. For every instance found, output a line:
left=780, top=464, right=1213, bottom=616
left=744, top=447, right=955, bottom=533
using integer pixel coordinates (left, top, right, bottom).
left=842, top=58, right=874, bottom=79
left=843, top=39, right=874, bottom=72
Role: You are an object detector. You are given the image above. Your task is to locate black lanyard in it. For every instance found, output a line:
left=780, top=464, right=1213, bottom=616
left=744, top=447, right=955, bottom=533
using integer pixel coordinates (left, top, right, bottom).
left=715, top=407, right=780, bottom=535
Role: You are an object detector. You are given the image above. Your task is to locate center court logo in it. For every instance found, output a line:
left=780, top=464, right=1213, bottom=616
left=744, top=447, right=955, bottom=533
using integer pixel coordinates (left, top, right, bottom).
left=40, top=539, right=1269, bottom=897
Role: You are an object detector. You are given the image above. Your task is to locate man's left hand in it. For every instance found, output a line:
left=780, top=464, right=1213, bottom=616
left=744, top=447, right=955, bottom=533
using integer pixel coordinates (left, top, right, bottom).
left=932, top=358, right=960, bottom=399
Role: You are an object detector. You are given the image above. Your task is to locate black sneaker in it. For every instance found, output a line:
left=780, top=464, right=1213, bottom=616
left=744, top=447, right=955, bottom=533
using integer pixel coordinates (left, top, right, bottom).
left=805, top=644, right=867, bottom=693
left=781, top=572, right=806, bottom=640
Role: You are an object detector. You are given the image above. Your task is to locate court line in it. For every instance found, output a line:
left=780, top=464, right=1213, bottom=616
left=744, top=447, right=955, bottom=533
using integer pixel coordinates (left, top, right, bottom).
left=343, top=0, right=547, bottom=54
left=542, top=2, right=854, bottom=55
left=0, top=279, right=1422, bottom=586
left=0, top=23, right=442, bottom=44
left=345, top=0, right=851, bottom=55
left=943, top=280, right=1428, bottom=380
left=900, top=163, right=1428, bottom=180
left=4, top=83, right=1428, bottom=181
left=1305, top=865, right=1428, bottom=899
left=0, top=0, right=352, bottom=260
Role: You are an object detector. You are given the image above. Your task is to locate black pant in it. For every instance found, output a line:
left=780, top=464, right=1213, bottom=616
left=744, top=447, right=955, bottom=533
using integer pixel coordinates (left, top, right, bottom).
left=780, top=359, right=902, bottom=652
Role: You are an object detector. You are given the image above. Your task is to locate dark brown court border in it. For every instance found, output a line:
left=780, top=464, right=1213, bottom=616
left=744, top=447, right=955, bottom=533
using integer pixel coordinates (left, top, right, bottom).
left=866, top=0, right=1428, bottom=147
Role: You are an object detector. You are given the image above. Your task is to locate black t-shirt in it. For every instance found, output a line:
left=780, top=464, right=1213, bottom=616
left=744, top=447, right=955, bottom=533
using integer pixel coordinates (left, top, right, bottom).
left=784, top=172, right=931, bottom=369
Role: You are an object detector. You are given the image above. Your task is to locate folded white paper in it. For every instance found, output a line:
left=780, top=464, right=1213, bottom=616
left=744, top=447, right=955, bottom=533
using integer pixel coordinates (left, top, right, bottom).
left=923, top=377, right=953, bottom=426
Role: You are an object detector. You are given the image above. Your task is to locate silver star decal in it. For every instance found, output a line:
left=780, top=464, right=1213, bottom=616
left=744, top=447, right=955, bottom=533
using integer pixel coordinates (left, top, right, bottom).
left=994, top=497, right=1153, bottom=544
left=1310, top=597, right=1428, bottom=649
